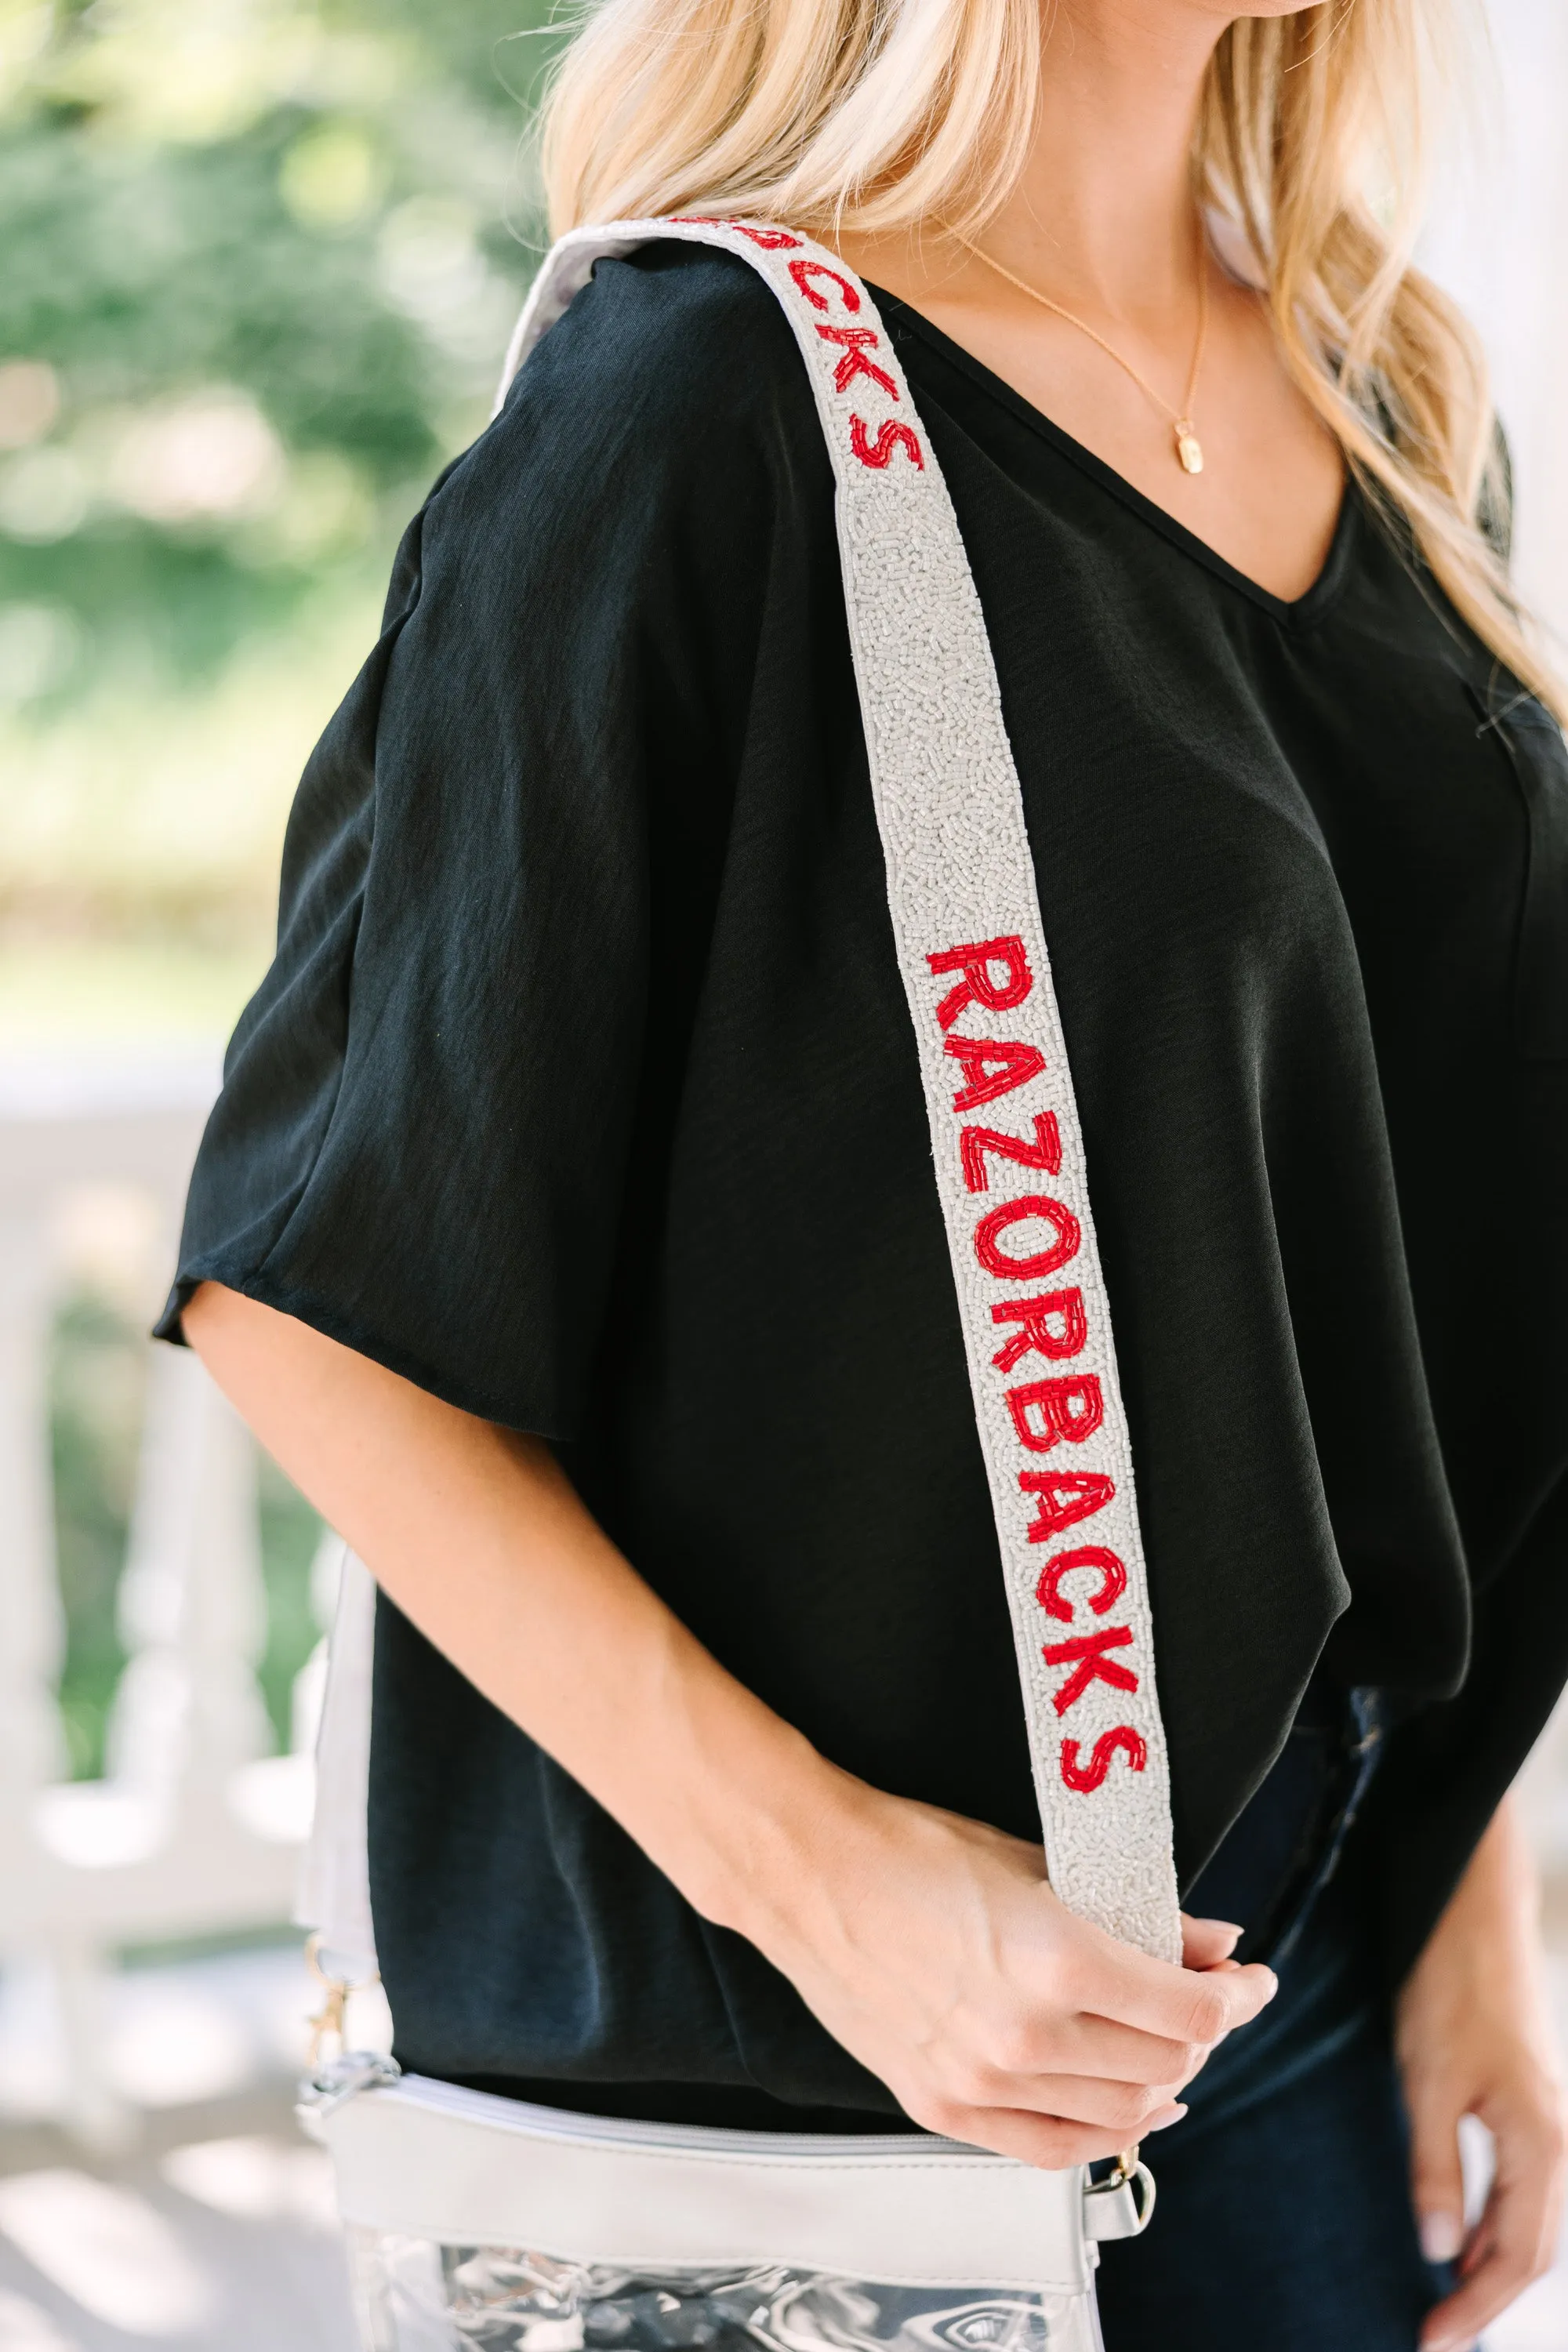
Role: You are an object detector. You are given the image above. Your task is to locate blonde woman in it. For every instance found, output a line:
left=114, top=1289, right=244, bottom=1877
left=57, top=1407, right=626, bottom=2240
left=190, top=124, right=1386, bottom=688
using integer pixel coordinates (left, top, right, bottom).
left=164, top=0, right=1567, bottom=2343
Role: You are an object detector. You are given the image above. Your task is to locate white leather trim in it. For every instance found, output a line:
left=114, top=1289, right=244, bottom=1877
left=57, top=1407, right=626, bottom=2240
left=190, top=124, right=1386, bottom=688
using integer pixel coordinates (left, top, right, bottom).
left=294, top=1545, right=379, bottom=1971
left=325, top=2075, right=1093, bottom=2291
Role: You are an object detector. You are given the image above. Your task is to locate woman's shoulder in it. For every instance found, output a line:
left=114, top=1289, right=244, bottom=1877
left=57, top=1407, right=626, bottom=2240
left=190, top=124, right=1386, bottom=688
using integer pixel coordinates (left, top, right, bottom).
left=535, top=238, right=808, bottom=404
left=440, top=240, right=824, bottom=543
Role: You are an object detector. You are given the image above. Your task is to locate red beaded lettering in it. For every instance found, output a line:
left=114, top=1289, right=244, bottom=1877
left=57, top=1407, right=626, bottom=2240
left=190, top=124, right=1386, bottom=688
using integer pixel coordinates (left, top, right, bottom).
left=973, top=1193, right=1080, bottom=1279
left=727, top=224, right=802, bottom=249
left=815, top=326, right=900, bottom=400
left=850, top=416, right=924, bottom=470
left=789, top=258, right=861, bottom=313
left=1007, top=1374, right=1105, bottom=1453
left=1061, top=1726, right=1148, bottom=1792
left=1042, top=1625, right=1138, bottom=1714
left=1035, top=1545, right=1127, bottom=1623
left=990, top=1287, right=1087, bottom=1371
left=960, top=1112, right=1063, bottom=1192
left=1019, top=1470, right=1118, bottom=1543
left=670, top=216, right=803, bottom=249
left=945, top=1036, right=1047, bottom=1112
left=927, top=935, right=1033, bottom=1029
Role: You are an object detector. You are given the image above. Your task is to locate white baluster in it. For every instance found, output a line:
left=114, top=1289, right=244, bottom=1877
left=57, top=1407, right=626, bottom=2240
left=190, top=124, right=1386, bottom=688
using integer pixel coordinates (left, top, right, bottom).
left=0, top=1205, right=68, bottom=1835
left=0, top=1066, right=315, bottom=2144
left=110, top=1345, right=272, bottom=1806
left=0, top=1194, right=132, bottom=2151
left=51, top=1929, right=136, bottom=2157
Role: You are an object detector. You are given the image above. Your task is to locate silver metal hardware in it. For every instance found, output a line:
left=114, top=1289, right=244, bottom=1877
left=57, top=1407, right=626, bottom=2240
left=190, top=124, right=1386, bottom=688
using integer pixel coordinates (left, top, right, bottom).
left=1083, top=2151, right=1156, bottom=2241
left=296, top=2049, right=403, bottom=2132
left=296, top=1933, right=400, bottom=2132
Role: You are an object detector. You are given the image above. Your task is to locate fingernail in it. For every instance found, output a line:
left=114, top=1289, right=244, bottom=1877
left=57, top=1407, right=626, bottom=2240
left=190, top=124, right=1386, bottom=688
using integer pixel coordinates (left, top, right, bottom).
left=1259, top=1969, right=1279, bottom=2002
left=1194, top=1918, right=1243, bottom=1951
left=1419, top=2212, right=1464, bottom=2263
left=1149, top=2103, right=1188, bottom=2130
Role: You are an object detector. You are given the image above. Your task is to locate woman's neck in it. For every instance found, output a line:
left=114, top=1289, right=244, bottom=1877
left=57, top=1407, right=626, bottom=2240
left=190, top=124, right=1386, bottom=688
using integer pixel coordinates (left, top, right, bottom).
left=839, top=0, right=1226, bottom=326
left=832, top=0, right=1346, bottom=607
left=991, top=0, right=1219, bottom=323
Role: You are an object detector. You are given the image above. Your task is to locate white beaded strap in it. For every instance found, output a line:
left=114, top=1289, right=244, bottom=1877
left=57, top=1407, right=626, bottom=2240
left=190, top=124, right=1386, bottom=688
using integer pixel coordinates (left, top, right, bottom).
left=500, top=220, right=1181, bottom=1963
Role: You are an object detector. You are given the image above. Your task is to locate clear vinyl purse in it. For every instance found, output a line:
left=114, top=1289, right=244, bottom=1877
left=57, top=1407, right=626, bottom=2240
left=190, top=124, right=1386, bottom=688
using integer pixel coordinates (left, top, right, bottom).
left=297, top=216, right=1182, bottom=2352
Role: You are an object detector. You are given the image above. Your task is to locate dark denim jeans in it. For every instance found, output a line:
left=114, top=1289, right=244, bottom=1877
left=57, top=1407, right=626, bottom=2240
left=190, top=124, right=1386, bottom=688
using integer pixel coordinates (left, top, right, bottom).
left=1094, top=1691, right=1454, bottom=2351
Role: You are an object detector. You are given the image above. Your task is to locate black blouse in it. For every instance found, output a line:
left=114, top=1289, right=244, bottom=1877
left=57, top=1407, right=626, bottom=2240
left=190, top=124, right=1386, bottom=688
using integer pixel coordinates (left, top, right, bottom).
left=159, top=242, right=1568, bottom=2125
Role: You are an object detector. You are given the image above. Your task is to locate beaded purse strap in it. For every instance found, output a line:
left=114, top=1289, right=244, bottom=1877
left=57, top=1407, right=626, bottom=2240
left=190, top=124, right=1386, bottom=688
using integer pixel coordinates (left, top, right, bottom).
left=499, top=220, right=1181, bottom=1961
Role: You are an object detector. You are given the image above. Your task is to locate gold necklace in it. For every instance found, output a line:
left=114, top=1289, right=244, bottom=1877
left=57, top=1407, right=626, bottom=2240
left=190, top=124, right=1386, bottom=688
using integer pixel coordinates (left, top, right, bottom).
left=942, top=223, right=1210, bottom=475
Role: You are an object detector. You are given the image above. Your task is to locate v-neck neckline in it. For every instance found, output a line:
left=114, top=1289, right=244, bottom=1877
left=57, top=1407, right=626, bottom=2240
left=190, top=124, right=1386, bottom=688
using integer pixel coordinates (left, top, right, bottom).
left=870, top=284, right=1359, bottom=632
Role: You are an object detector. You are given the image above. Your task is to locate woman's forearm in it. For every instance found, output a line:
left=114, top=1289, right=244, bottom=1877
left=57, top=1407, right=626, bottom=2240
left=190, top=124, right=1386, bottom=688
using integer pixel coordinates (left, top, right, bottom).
left=184, top=1279, right=1274, bottom=2164
left=183, top=1281, right=832, bottom=1939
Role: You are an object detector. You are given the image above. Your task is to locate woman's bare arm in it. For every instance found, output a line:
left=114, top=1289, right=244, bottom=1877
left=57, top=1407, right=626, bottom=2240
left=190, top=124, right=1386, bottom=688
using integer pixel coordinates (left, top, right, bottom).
left=185, top=1280, right=1276, bottom=2162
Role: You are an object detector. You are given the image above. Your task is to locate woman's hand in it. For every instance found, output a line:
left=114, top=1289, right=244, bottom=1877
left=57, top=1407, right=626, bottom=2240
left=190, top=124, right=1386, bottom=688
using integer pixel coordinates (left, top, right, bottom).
left=184, top=1282, right=1278, bottom=2171
left=730, top=1773, right=1274, bottom=2167
left=1397, top=1794, right=1567, bottom=2352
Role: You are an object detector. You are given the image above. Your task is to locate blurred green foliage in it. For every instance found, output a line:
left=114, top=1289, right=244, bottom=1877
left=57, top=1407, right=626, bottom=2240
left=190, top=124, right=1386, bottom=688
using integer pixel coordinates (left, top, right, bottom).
left=49, top=1288, right=136, bottom=1777
left=50, top=1282, right=325, bottom=1778
left=0, top=0, right=561, bottom=710
left=12, top=2, right=565, bottom=1767
left=256, top=1448, right=325, bottom=1747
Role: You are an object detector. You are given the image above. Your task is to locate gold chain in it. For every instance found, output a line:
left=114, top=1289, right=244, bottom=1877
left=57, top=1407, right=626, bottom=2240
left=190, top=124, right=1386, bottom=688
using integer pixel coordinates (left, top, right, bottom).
left=940, top=223, right=1210, bottom=475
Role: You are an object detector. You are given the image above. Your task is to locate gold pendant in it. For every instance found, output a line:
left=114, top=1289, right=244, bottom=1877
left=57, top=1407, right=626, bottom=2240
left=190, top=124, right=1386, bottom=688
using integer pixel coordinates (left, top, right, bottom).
left=1175, top=423, right=1203, bottom=475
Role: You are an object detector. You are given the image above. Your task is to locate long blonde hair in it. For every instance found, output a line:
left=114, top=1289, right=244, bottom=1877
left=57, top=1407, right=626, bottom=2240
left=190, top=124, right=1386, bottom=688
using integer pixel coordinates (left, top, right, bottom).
left=541, top=0, right=1559, bottom=714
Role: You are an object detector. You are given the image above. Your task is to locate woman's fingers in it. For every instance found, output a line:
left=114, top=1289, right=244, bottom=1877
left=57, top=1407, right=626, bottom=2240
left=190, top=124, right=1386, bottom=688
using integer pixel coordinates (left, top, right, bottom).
left=1025, top=2010, right=1209, bottom=2089
left=1181, top=1913, right=1243, bottom=1969
left=915, top=2099, right=1178, bottom=2173
left=1069, top=1929, right=1278, bottom=2047
left=1406, top=2082, right=1467, bottom=2274
left=999, top=2072, right=1188, bottom=2135
left=946, top=1904, right=1276, bottom=2099
left=1419, top=2094, right=1567, bottom=2352
left=928, top=1915, right=1276, bottom=2121
left=745, top=1796, right=1283, bottom=2172
left=1421, top=2183, right=1555, bottom=2352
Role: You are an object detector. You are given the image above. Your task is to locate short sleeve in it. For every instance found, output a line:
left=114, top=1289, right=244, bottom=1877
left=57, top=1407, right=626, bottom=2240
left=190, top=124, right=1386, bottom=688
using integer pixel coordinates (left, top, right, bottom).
left=156, top=246, right=804, bottom=1437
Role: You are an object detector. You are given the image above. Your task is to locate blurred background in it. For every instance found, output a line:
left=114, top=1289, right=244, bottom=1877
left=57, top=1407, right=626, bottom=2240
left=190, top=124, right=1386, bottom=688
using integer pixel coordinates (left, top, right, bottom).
left=0, top=0, right=1566, bottom=2346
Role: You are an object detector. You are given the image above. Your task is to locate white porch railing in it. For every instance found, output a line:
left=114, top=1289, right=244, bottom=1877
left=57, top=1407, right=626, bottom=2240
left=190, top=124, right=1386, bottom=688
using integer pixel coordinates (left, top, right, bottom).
left=0, top=1055, right=328, bottom=2151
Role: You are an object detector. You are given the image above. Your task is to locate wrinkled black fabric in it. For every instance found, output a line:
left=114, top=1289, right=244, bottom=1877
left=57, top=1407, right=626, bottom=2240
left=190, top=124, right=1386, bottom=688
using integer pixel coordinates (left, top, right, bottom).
left=159, top=243, right=1568, bottom=2118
